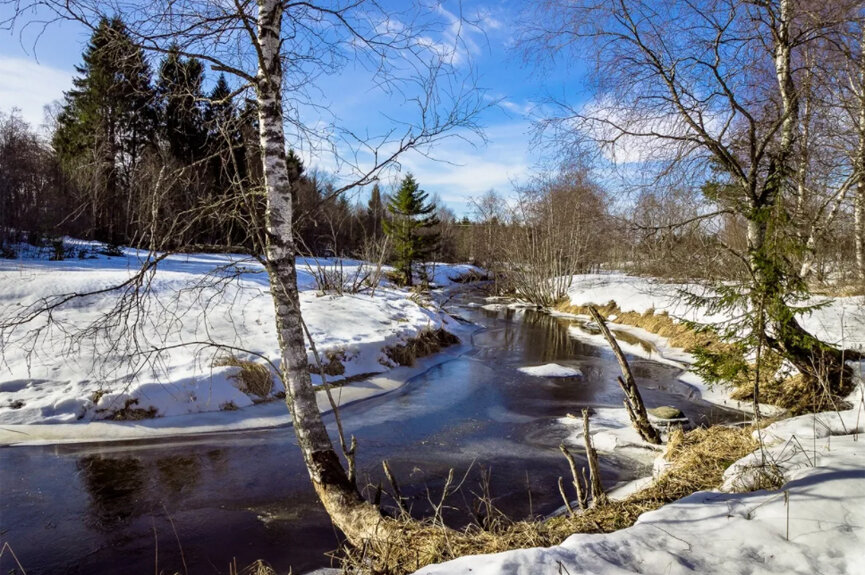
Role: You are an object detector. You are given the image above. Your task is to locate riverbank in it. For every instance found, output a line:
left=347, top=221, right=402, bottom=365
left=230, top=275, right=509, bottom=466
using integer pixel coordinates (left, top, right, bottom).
left=412, top=274, right=865, bottom=575
left=0, top=239, right=482, bottom=444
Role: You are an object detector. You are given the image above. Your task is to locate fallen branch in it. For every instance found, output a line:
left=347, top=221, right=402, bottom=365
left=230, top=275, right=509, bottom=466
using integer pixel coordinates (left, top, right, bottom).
left=587, top=306, right=662, bottom=445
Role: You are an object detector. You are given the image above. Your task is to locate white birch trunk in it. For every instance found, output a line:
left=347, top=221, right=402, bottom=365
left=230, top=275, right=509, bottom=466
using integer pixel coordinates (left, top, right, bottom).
left=255, top=0, right=391, bottom=546
left=857, top=26, right=865, bottom=283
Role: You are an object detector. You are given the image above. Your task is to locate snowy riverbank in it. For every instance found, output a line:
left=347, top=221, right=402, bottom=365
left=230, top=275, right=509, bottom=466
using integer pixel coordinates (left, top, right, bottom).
left=415, top=273, right=865, bottom=575
left=418, top=406, right=865, bottom=575
left=0, top=239, right=481, bottom=444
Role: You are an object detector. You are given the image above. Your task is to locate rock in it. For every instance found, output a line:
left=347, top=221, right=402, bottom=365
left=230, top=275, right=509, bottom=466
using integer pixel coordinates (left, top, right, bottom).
left=648, top=406, right=685, bottom=420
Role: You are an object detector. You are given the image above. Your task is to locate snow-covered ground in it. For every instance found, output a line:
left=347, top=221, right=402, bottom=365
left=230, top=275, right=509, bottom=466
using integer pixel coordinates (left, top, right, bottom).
left=563, top=273, right=865, bottom=351
left=0, top=239, right=481, bottom=440
left=558, top=273, right=865, bottom=414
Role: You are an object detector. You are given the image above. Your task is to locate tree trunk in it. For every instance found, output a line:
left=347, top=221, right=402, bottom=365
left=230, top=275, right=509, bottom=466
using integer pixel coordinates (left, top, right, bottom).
left=586, top=306, right=661, bottom=445
left=857, top=26, right=865, bottom=284
left=255, top=0, right=391, bottom=546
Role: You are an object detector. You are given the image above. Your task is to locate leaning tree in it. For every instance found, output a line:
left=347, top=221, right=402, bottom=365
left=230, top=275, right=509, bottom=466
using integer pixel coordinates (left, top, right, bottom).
left=1, top=0, right=485, bottom=545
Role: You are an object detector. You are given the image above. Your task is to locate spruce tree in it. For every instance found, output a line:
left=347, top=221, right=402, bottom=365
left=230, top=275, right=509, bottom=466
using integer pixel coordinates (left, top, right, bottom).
left=157, top=46, right=206, bottom=164
left=366, top=183, right=385, bottom=239
left=383, top=174, right=439, bottom=286
left=53, top=16, right=156, bottom=244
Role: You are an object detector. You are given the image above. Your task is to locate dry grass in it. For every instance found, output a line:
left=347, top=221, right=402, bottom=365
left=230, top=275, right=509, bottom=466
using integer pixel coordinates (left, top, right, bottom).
left=228, top=559, right=280, bottom=575
left=731, top=372, right=845, bottom=415
left=555, top=300, right=835, bottom=413
left=555, top=300, right=732, bottom=356
left=340, top=425, right=758, bottom=574
left=383, top=328, right=460, bottom=367
left=106, top=398, right=159, bottom=420
left=447, top=269, right=494, bottom=283
left=214, top=355, right=274, bottom=398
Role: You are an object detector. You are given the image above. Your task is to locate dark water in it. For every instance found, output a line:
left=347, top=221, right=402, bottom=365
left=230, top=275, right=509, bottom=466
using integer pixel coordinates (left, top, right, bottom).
left=0, top=298, right=742, bottom=575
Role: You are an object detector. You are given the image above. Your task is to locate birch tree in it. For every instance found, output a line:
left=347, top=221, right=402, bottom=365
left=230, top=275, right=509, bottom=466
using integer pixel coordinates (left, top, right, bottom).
left=2, top=0, right=484, bottom=546
left=521, top=0, right=862, bottom=396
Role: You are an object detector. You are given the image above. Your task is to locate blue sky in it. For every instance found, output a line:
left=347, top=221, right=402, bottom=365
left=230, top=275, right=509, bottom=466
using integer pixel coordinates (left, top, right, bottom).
left=0, top=1, right=592, bottom=216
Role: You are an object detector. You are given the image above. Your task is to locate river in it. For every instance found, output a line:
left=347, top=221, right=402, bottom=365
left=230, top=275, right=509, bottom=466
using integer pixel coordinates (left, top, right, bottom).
left=0, top=295, right=742, bottom=574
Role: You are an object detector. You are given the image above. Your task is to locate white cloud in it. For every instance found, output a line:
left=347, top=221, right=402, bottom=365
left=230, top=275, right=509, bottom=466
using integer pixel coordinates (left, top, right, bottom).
left=0, top=56, right=72, bottom=130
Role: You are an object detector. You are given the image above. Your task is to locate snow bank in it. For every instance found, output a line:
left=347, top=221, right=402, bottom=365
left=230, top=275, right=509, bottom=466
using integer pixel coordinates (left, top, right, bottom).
left=517, top=363, right=583, bottom=378
left=565, top=273, right=865, bottom=351
left=0, top=242, right=475, bottom=431
left=418, top=405, right=865, bottom=575
left=562, top=273, right=865, bottom=414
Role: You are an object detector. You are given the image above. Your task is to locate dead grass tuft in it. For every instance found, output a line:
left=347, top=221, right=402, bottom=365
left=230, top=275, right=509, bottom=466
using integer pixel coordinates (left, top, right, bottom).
left=312, top=350, right=347, bottom=376
left=731, top=371, right=847, bottom=415
left=229, top=559, right=279, bottom=575
left=214, top=355, right=274, bottom=398
left=107, top=398, right=158, bottom=420
left=339, top=425, right=757, bottom=574
left=384, top=328, right=460, bottom=367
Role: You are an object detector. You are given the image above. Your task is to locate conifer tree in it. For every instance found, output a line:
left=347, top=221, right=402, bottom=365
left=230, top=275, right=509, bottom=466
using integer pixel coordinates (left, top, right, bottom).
left=384, top=174, right=439, bottom=286
left=53, top=16, right=157, bottom=244
left=157, top=46, right=206, bottom=164
left=366, top=183, right=385, bottom=239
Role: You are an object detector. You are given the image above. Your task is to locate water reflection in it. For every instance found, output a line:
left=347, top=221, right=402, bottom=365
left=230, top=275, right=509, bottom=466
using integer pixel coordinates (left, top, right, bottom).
left=156, top=454, right=201, bottom=494
left=77, top=455, right=147, bottom=531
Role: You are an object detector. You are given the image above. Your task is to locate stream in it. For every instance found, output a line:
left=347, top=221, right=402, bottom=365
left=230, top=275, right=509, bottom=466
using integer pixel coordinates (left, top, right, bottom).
left=0, top=294, right=743, bottom=574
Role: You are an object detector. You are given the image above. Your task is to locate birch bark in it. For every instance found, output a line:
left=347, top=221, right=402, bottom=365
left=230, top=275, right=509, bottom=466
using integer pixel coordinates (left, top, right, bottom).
left=255, top=0, right=393, bottom=545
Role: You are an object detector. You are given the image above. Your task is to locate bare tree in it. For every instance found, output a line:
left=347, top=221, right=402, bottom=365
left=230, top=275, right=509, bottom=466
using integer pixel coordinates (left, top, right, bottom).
left=521, top=0, right=861, bottom=393
left=2, top=0, right=485, bottom=546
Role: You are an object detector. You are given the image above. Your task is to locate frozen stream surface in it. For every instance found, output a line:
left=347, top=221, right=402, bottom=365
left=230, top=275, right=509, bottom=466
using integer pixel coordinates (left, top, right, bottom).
left=0, top=296, right=743, bottom=574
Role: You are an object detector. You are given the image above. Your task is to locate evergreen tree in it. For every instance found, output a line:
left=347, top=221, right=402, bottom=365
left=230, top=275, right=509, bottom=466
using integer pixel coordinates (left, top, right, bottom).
left=366, top=183, right=385, bottom=239
left=383, top=174, right=439, bottom=286
left=53, top=16, right=157, bottom=244
left=157, top=46, right=206, bottom=164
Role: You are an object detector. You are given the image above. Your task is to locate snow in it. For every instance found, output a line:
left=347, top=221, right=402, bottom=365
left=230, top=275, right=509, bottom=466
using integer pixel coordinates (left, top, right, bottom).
left=0, top=240, right=477, bottom=440
left=564, top=273, right=865, bottom=351
left=559, top=273, right=865, bottom=415
left=418, top=404, right=865, bottom=575
left=517, top=363, right=583, bottom=378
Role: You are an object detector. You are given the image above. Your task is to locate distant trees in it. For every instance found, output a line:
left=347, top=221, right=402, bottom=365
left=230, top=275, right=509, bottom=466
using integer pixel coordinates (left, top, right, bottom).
left=0, top=110, right=69, bottom=252
left=384, top=174, right=440, bottom=286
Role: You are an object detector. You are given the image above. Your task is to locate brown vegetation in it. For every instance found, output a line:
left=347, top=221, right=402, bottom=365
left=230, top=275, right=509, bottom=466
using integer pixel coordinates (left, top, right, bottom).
left=383, top=328, right=460, bottom=367
left=555, top=300, right=732, bottom=356
left=214, top=355, right=274, bottom=398
left=339, top=425, right=757, bottom=574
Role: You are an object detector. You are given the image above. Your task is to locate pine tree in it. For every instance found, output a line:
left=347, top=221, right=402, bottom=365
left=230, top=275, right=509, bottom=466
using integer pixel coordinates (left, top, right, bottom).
left=383, top=174, right=439, bottom=286
left=53, top=16, right=157, bottom=244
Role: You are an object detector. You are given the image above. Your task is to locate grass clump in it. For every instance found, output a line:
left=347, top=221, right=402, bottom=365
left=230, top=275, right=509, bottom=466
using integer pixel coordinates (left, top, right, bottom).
left=214, top=354, right=274, bottom=398
left=339, top=425, right=757, bottom=574
left=383, top=328, right=460, bottom=367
